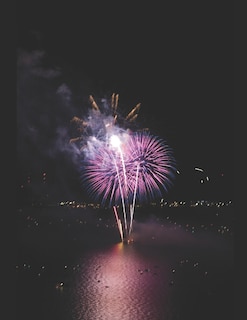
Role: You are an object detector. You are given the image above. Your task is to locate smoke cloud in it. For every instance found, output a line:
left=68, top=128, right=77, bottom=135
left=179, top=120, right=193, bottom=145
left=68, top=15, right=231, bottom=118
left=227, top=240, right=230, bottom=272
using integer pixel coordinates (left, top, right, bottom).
left=17, top=48, right=89, bottom=199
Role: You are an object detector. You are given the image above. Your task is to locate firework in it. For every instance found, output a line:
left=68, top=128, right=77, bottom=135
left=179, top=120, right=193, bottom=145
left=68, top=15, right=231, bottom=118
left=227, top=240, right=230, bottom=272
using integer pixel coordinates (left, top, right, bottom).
left=80, top=131, right=176, bottom=240
left=70, top=94, right=176, bottom=241
left=81, top=132, right=176, bottom=203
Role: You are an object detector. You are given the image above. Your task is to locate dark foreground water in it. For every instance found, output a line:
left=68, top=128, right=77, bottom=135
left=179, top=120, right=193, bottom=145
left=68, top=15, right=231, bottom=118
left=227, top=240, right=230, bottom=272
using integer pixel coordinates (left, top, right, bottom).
left=15, top=204, right=234, bottom=320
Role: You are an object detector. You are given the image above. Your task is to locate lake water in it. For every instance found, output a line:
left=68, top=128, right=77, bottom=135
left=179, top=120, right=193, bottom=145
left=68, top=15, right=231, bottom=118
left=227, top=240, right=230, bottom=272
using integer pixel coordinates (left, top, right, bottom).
left=15, top=205, right=234, bottom=320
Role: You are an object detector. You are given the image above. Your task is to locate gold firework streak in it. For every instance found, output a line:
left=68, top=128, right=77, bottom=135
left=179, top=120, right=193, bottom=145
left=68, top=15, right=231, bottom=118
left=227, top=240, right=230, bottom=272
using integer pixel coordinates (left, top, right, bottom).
left=89, top=95, right=100, bottom=111
left=125, top=103, right=141, bottom=121
left=113, top=114, right=118, bottom=125
left=69, top=137, right=83, bottom=144
left=111, top=93, right=119, bottom=114
left=111, top=93, right=115, bottom=110
left=70, top=116, right=87, bottom=127
left=128, top=114, right=138, bottom=122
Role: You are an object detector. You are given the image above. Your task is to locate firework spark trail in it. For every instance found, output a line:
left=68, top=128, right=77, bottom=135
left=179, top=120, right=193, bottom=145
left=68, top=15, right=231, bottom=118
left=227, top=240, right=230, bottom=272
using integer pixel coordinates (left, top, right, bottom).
left=117, top=144, right=130, bottom=237
left=113, top=156, right=128, bottom=236
left=129, top=162, right=140, bottom=236
left=125, top=103, right=141, bottom=122
left=117, top=143, right=128, bottom=196
left=111, top=93, right=119, bottom=114
left=89, top=95, right=100, bottom=111
left=113, top=205, right=123, bottom=242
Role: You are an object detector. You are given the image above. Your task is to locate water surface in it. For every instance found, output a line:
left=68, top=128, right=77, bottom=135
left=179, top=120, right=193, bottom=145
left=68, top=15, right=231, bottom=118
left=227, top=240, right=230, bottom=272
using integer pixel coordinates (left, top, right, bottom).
left=16, top=206, right=234, bottom=319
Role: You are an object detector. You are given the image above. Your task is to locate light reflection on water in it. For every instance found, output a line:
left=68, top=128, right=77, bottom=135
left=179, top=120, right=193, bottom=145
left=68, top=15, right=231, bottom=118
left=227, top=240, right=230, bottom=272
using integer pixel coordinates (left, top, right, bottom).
left=16, top=207, right=234, bottom=320
left=71, top=242, right=173, bottom=320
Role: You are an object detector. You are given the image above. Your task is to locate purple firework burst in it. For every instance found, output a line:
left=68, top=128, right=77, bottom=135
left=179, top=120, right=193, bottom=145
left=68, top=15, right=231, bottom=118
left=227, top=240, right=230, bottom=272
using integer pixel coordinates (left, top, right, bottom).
left=126, top=132, right=176, bottom=202
left=80, top=131, right=176, bottom=206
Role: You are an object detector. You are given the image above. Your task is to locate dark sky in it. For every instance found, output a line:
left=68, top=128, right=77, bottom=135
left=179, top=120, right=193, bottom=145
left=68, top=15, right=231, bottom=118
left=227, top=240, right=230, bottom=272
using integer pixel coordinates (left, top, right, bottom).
left=16, top=1, right=234, bottom=201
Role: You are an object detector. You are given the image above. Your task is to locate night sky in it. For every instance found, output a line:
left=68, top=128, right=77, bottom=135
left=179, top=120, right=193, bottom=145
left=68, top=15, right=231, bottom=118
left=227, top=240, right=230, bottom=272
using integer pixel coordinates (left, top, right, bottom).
left=16, top=1, right=234, bottom=202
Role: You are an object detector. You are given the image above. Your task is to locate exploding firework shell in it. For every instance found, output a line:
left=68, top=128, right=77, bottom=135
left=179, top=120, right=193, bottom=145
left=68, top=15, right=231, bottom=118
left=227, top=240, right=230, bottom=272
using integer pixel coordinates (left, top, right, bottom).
left=80, top=131, right=176, bottom=206
left=126, top=132, right=176, bottom=202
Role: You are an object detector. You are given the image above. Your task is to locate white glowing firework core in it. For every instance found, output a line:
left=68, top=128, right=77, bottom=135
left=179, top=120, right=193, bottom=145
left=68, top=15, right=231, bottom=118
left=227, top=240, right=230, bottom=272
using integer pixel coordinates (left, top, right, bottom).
left=110, top=135, right=121, bottom=148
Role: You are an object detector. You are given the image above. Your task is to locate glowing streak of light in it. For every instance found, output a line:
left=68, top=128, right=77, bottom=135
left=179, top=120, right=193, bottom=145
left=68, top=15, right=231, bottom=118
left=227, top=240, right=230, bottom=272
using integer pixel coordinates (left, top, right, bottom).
left=111, top=93, right=119, bottom=114
left=125, top=103, right=141, bottom=121
left=110, top=135, right=128, bottom=199
left=69, top=137, right=82, bottom=144
left=117, top=145, right=128, bottom=195
left=129, top=162, right=140, bottom=236
left=113, top=114, right=117, bottom=125
left=113, top=206, right=124, bottom=242
left=128, top=114, right=138, bottom=122
left=111, top=93, right=115, bottom=110
left=89, top=95, right=100, bottom=111
left=113, top=157, right=128, bottom=237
